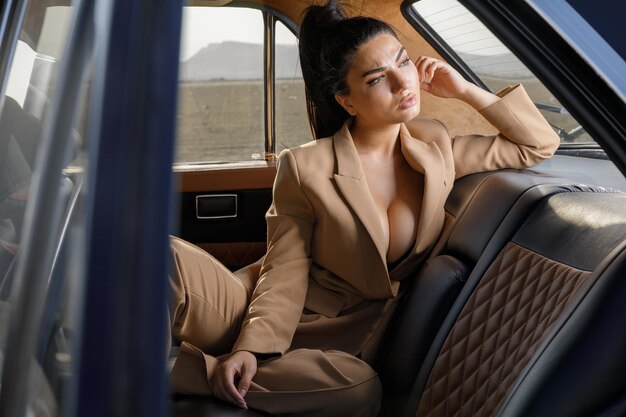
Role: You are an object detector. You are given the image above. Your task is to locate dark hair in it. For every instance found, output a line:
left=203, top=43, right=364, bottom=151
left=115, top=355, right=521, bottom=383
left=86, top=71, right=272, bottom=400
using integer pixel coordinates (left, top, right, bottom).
left=299, top=1, right=398, bottom=139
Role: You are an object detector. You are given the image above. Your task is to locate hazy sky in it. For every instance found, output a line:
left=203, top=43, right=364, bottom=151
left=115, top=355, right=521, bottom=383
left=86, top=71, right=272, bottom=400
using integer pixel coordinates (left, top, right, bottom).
left=179, top=1, right=510, bottom=62
left=180, top=7, right=296, bottom=61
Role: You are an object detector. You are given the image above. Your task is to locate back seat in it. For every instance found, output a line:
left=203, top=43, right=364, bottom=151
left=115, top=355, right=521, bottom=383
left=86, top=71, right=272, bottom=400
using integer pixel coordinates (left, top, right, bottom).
left=376, top=170, right=579, bottom=415
left=402, top=189, right=626, bottom=417
left=172, top=170, right=626, bottom=417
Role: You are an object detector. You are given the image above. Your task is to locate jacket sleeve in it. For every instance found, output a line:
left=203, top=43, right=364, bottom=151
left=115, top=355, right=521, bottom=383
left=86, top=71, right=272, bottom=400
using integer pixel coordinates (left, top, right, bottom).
left=231, top=149, right=314, bottom=356
left=452, top=84, right=560, bottom=179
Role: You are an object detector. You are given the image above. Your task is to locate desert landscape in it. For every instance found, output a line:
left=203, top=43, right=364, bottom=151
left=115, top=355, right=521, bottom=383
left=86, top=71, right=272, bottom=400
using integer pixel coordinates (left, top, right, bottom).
left=176, top=79, right=311, bottom=163
left=174, top=42, right=589, bottom=163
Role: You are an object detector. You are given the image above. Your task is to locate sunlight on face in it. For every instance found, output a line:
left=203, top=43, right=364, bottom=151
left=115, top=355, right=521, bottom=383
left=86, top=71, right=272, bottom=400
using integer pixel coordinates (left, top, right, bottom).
left=336, top=33, right=420, bottom=129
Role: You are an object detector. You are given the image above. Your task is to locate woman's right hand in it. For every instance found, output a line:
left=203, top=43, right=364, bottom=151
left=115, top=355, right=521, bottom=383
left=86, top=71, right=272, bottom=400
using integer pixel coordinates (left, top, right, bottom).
left=414, top=56, right=498, bottom=110
left=211, top=350, right=257, bottom=409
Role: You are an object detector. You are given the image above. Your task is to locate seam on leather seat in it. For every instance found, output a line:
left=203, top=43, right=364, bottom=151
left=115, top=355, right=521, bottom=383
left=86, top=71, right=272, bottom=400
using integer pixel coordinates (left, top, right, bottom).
left=403, top=184, right=609, bottom=417
left=430, top=173, right=499, bottom=258
left=496, top=240, right=626, bottom=417
left=416, top=243, right=590, bottom=417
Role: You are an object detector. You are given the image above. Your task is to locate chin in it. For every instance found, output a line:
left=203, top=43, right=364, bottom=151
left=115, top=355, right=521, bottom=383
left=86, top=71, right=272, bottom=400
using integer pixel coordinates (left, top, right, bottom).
left=399, top=106, right=420, bottom=123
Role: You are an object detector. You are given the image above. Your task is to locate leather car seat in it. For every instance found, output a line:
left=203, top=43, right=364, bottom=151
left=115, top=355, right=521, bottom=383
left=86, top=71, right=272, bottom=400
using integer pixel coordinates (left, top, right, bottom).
left=405, top=189, right=626, bottom=417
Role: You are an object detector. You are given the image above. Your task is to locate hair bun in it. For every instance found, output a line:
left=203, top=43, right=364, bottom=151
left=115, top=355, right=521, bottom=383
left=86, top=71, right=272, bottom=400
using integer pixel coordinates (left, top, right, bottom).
left=299, top=1, right=346, bottom=57
left=298, top=1, right=398, bottom=138
left=303, top=0, right=346, bottom=28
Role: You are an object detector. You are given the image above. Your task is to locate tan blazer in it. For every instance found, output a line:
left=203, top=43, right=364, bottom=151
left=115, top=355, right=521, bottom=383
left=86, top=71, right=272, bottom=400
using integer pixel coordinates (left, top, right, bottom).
left=232, top=84, right=560, bottom=358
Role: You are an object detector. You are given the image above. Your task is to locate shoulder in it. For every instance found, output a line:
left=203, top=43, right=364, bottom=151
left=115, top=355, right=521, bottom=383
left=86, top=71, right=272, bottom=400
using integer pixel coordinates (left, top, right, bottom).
left=289, top=137, right=333, bottom=157
left=405, top=117, right=450, bottom=144
left=283, top=137, right=334, bottom=166
left=277, top=137, right=334, bottom=181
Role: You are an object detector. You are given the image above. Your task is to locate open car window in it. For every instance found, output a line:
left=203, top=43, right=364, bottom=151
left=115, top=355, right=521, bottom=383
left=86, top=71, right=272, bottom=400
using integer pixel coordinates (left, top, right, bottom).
left=410, top=0, right=595, bottom=145
left=175, top=6, right=310, bottom=164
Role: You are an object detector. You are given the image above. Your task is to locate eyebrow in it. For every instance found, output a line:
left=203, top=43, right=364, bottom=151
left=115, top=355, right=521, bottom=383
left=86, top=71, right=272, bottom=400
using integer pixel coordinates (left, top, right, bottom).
left=361, top=47, right=407, bottom=77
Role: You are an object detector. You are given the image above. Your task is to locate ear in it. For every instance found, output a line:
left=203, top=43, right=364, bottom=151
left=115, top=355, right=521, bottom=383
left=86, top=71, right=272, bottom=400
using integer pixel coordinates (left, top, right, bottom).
left=335, top=94, right=357, bottom=116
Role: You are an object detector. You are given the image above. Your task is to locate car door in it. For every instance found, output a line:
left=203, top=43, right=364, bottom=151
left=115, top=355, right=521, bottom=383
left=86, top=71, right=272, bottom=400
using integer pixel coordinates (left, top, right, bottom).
left=173, top=4, right=311, bottom=271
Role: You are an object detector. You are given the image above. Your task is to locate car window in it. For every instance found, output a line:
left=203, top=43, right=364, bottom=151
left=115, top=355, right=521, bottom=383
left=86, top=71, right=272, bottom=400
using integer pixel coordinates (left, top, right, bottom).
left=176, top=7, right=264, bottom=163
left=275, top=20, right=313, bottom=153
left=0, top=2, right=90, bottom=416
left=410, top=0, right=594, bottom=144
left=175, top=6, right=311, bottom=164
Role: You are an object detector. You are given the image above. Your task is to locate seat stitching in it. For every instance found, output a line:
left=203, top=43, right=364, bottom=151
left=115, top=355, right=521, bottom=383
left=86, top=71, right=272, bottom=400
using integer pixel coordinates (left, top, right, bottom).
left=473, top=246, right=529, bottom=415
left=418, top=243, right=593, bottom=417
left=484, top=249, right=545, bottom=413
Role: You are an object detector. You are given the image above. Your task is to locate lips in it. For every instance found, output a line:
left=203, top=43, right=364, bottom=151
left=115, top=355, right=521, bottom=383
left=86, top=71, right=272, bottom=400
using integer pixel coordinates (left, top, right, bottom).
left=399, top=93, right=416, bottom=109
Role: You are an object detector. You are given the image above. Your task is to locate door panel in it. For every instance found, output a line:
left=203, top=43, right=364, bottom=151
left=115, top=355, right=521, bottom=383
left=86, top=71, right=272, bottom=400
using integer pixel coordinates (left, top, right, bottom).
left=175, top=164, right=276, bottom=270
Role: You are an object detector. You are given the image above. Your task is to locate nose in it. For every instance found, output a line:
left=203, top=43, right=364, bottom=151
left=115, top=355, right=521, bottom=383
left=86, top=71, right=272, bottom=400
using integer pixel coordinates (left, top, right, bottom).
left=390, top=70, right=411, bottom=93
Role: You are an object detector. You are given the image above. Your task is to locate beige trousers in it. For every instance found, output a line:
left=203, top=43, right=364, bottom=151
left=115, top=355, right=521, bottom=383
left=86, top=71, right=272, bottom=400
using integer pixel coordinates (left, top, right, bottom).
left=168, top=236, right=382, bottom=417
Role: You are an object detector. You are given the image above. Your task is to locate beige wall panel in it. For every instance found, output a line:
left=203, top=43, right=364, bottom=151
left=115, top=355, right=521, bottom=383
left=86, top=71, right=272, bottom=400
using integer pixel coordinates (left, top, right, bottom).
left=248, top=0, right=309, bottom=23
left=245, top=0, right=498, bottom=137
left=358, top=0, right=497, bottom=136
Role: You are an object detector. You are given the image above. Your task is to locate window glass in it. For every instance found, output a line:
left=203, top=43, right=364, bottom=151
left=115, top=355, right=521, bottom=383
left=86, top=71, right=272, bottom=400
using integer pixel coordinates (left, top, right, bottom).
left=6, top=6, right=72, bottom=121
left=275, top=21, right=312, bottom=153
left=412, top=0, right=593, bottom=144
left=1, top=2, right=91, bottom=415
left=176, top=7, right=264, bottom=163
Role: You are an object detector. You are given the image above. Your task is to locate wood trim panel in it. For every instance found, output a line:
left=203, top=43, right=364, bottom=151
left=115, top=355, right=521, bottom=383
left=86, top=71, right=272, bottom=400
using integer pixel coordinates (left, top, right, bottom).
left=175, top=161, right=277, bottom=192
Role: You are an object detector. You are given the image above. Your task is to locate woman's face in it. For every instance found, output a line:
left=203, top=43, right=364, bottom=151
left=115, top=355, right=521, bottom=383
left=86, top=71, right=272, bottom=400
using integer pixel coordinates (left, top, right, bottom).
left=336, top=33, right=420, bottom=129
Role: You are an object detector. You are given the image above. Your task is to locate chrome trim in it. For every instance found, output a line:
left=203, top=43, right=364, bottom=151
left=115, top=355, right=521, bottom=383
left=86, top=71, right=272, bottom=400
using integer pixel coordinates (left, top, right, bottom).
left=263, top=11, right=276, bottom=159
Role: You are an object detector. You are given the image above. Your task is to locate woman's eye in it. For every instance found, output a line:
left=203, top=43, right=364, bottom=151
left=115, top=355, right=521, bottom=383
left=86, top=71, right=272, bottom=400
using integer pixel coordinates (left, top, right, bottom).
left=399, top=57, right=411, bottom=67
left=367, top=75, right=384, bottom=86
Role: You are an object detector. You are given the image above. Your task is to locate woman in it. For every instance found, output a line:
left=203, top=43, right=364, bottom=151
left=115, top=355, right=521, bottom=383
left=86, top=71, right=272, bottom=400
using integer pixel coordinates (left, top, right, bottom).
left=169, top=2, right=560, bottom=416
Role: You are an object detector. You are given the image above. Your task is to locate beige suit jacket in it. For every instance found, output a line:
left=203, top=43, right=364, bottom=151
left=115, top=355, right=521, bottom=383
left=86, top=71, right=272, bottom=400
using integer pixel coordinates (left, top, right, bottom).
left=232, top=84, right=560, bottom=358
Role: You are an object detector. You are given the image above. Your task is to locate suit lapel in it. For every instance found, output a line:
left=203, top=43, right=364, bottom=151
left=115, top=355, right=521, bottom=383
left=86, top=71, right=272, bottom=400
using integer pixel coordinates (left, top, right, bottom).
left=332, top=124, right=388, bottom=269
left=331, top=122, right=448, bottom=291
left=399, top=123, right=445, bottom=253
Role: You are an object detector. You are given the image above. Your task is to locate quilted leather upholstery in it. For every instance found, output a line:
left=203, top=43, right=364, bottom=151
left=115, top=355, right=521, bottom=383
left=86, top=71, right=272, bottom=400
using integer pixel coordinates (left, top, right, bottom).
left=416, top=242, right=590, bottom=417
left=196, top=242, right=266, bottom=271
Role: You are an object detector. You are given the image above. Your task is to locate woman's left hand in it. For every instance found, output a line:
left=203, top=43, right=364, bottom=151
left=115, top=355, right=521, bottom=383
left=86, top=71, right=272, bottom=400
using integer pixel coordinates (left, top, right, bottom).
left=211, top=350, right=257, bottom=409
left=414, top=56, right=470, bottom=99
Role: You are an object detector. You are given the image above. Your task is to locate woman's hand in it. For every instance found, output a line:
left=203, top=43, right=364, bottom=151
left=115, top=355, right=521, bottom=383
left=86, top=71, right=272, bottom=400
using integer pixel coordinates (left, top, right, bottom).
left=211, top=350, right=257, bottom=409
left=415, top=56, right=470, bottom=99
left=414, top=56, right=499, bottom=110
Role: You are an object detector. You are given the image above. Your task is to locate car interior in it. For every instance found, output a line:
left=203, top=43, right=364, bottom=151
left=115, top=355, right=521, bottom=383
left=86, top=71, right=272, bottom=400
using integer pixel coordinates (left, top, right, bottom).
left=0, top=0, right=624, bottom=417
left=171, top=2, right=626, bottom=414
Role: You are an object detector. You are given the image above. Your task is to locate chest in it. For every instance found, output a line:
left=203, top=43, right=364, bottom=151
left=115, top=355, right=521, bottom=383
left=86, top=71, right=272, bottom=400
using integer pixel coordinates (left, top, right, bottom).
left=361, top=155, right=424, bottom=261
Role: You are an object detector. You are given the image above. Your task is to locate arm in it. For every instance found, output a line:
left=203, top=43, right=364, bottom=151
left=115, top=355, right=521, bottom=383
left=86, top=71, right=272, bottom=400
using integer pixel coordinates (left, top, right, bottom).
left=233, top=148, right=314, bottom=355
left=452, top=84, right=560, bottom=178
left=415, top=56, right=560, bottom=178
left=212, top=149, right=314, bottom=408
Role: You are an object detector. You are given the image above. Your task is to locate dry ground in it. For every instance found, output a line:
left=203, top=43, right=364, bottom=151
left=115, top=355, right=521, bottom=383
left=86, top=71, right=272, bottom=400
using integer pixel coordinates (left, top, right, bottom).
left=174, top=78, right=589, bottom=163
left=175, top=79, right=310, bottom=163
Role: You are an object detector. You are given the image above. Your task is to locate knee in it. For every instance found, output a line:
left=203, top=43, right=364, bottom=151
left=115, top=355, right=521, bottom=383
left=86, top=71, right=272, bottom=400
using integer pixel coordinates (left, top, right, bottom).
left=306, top=372, right=381, bottom=417
left=342, top=374, right=382, bottom=417
left=306, top=351, right=382, bottom=417
left=168, top=236, right=188, bottom=291
left=318, top=351, right=382, bottom=417
left=249, top=349, right=382, bottom=417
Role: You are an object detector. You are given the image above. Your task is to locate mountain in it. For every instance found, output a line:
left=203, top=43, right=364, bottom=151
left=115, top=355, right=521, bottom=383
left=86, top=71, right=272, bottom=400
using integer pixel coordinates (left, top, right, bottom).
left=179, top=41, right=534, bottom=83
left=180, top=41, right=302, bottom=82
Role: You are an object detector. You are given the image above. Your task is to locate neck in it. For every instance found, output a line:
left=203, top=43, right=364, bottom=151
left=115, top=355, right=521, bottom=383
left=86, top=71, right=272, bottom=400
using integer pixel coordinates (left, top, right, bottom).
left=349, top=120, right=402, bottom=156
